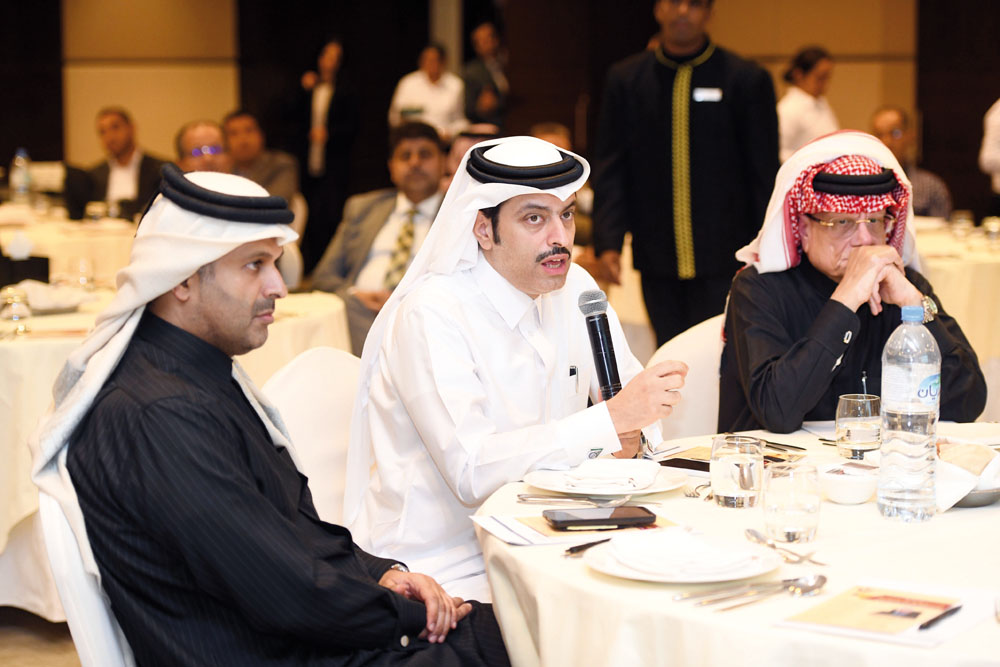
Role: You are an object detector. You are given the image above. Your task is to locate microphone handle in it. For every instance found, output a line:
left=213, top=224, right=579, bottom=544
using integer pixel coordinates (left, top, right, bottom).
left=586, top=313, right=621, bottom=401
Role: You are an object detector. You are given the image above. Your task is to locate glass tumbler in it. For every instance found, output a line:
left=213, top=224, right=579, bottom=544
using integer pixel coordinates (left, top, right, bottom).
left=836, top=394, right=881, bottom=460
left=763, top=463, right=820, bottom=543
left=710, top=435, right=763, bottom=508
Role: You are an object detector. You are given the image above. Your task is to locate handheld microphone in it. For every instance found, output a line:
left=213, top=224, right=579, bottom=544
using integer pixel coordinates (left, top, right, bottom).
left=578, top=289, right=620, bottom=401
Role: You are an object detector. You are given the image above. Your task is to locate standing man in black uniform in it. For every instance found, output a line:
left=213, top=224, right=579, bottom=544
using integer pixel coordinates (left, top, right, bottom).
left=592, top=0, right=779, bottom=345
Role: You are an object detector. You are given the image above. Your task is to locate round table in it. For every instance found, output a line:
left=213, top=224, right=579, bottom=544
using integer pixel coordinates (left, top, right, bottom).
left=0, top=216, right=136, bottom=286
left=476, top=430, right=1000, bottom=667
left=916, top=220, right=1000, bottom=421
left=0, top=290, right=350, bottom=620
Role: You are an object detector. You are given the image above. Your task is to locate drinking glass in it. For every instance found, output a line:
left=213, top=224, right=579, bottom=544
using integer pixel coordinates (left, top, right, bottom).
left=0, top=287, right=32, bottom=333
left=710, top=435, right=763, bottom=508
left=836, top=394, right=881, bottom=459
left=69, top=256, right=95, bottom=290
left=763, top=463, right=820, bottom=543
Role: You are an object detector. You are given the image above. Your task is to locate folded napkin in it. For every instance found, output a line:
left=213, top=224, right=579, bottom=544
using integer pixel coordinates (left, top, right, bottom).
left=936, top=442, right=1000, bottom=511
left=13, top=279, right=95, bottom=312
left=609, top=527, right=760, bottom=577
left=562, top=459, right=660, bottom=492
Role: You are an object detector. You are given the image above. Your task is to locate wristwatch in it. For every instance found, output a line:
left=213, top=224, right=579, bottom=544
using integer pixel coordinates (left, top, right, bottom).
left=388, top=563, right=409, bottom=574
left=920, top=294, right=938, bottom=323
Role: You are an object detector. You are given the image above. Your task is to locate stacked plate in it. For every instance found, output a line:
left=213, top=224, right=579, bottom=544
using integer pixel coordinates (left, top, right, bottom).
left=524, top=459, right=686, bottom=497
left=584, top=527, right=782, bottom=583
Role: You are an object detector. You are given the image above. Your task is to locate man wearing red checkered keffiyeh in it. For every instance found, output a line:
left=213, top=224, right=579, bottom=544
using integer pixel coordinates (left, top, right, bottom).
left=719, top=132, right=985, bottom=433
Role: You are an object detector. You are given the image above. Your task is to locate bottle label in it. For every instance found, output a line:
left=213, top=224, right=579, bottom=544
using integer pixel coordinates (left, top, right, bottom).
left=882, top=365, right=940, bottom=410
left=916, top=373, right=941, bottom=406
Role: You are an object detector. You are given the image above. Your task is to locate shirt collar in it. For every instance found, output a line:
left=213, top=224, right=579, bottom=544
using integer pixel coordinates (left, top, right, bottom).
left=109, top=147, right=142, bottom=170
left=471, top=251, right=536, bottom=330
left=395, top=190, right=443, bottom=219
left=135, top=310, right=233, bottom=382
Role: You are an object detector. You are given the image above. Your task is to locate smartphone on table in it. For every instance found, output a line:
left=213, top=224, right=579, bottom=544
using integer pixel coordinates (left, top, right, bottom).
left=542, top=506, right=656, bottom=530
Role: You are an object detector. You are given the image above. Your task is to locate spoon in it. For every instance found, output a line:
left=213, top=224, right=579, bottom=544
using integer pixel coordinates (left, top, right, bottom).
left=695, top=574, right=825, bottom=607
left=715, top=574, right=827, bottom=611
left=744, top=528, right=827, bottom=566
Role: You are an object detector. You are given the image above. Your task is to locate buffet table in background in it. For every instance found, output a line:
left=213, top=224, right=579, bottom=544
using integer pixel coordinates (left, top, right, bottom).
left=0, top=289, right=349, bottom=620
left=477, top=429, right=1000, bottom=667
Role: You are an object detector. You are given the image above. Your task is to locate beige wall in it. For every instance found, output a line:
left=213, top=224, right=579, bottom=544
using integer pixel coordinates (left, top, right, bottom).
left=62, top=0, right=238, bottom=166
left=710, top=0, right=916, bottom=135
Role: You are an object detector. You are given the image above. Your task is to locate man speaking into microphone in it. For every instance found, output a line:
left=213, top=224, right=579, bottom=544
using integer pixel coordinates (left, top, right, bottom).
left=346, top=136, right=688, bottom=603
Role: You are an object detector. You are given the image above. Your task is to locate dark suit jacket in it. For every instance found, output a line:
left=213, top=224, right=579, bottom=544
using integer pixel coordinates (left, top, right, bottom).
left=310, top=189, right=447, bottom=355
left=462, top=58, right=507, bottom=128
left=82, top=152, right=167, bottom=220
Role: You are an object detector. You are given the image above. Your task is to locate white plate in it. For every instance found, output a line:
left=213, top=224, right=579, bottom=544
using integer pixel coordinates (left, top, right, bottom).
left=523, top=466, right=688, bottom=497
left=583, top=540, right=782, bottom=584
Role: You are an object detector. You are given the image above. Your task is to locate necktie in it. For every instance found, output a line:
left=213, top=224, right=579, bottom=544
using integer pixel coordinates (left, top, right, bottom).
left=384, top=208, right=417, bottom=290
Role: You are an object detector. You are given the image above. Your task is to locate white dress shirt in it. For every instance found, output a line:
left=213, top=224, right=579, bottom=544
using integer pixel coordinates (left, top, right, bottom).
left=353, top=191, right=442, bottom=291
left=106, top=148, right=142, bottom=204
left=777, top=86, right=839, bottom=162
left=979, top=98, right=1000, bottom=194
left=308, top=82, right=334, bottom=176
left=352, top=256, right=658, bottom=601
left=388, top=70, right=467, bottom=139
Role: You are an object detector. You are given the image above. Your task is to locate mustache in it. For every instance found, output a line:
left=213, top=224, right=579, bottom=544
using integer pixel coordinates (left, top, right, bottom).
left=536, top=245, right=571, bottom=263
left=253, top=299, right=275, bottom=316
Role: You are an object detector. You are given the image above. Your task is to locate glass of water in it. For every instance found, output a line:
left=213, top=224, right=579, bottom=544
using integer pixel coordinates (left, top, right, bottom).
left=763, top=463, right=820, bottom=543
left=836, top=394, right=881, bottom=460
left=710, top=435, right=763, bottom=508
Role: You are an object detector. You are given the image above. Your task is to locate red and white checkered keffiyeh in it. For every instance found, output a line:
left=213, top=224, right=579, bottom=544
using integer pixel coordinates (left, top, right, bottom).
left=736, top=131, right=918, bottom=274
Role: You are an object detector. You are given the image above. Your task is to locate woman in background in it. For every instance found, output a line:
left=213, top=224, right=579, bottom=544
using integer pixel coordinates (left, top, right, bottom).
left=778, top=46, right=838, bottom=162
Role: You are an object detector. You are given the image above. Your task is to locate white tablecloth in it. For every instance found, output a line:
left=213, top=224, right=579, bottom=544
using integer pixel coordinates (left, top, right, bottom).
left=477, top=430, right=1000, bottom=667
left=916, top=222, right=1000, bottom=421
left=1, top=216, right=136, bottom=285
left=0, top=290, right=349, bottom=620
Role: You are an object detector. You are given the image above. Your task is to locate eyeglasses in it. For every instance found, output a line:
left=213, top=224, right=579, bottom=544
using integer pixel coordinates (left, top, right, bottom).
left=189, top=144, right=224, bottom=158
left=804, top=213, right=894, bottom=239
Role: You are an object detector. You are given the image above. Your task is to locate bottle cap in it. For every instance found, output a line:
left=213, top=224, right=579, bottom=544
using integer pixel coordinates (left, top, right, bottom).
left=901, top=305, right=923, bottom=322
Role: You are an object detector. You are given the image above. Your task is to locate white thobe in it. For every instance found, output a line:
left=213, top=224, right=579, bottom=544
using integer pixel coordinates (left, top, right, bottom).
left=352, top=255, right=659, bottom=601
left=777, top=86, right=839, bottom=162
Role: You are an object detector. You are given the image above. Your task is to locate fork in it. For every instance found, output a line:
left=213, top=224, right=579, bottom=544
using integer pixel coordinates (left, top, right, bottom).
left=684, top=483, right=710, bottom=498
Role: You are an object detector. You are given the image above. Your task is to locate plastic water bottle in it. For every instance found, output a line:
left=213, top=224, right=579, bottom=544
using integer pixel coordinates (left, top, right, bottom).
left=9, top=148, right=32, bottom=205
left=877, top=305, right=940, bottom=522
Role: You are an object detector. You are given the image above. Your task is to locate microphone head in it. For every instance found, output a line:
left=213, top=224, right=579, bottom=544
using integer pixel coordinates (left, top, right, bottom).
left=578, top=289, right=608, bottom=316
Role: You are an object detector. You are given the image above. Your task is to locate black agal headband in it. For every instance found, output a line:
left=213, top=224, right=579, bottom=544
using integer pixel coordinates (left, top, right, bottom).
left=466, top=146, right=584, bottom=188
left=812, top=168, right=899, bottom=196
left=153, top=163, right=294, bottom=224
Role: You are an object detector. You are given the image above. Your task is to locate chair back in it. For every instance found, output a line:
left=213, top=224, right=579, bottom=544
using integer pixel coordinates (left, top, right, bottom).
left=646, top=313, right=725, bottom=440
left=38, top=492, right=135, bottom=667
left=262, top=346, right=361, bottom=524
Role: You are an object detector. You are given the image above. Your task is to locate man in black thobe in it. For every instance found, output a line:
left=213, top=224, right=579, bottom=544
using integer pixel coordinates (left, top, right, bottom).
left=719, top=134, right=985, bottom=433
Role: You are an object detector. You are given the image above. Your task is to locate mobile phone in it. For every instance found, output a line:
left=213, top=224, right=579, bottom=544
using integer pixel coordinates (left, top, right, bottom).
left=542, top=506, right=656, bottom=530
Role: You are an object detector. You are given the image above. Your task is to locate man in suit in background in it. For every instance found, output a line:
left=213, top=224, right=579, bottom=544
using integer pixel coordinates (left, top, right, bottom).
left=82, top=107, right=166, bottom=220
left=309, top=122, right=445, bottom=355
left=223, top=109, right=300, bottom=203
left=462, top=21, right=508, bottom=129
left=175, top=120, right=231, bottom=174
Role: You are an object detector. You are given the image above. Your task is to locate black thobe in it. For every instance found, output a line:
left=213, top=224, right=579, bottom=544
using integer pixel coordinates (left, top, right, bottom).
left=67, top=312, right=508, bottom=667
left=719, top=258, right=987, bottom=433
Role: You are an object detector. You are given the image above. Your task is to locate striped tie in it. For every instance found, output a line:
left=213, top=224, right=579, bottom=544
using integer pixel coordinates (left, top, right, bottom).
left=384, top=208, right=417, bottom=289
left=656, top=43, right=715, bottom=279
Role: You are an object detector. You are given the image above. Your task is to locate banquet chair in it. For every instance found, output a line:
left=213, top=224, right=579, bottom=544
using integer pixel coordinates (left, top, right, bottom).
left=262, top=346, right=361, bottom=524
left=38, top=491, right=135, bottom=667
left=646, top=313, right=725, bottom=440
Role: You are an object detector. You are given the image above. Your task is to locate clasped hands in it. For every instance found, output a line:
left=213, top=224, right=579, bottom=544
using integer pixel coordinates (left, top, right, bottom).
left=378, top=568, right=472, bottom=643
left=831, top=245, right=922, bottom=316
